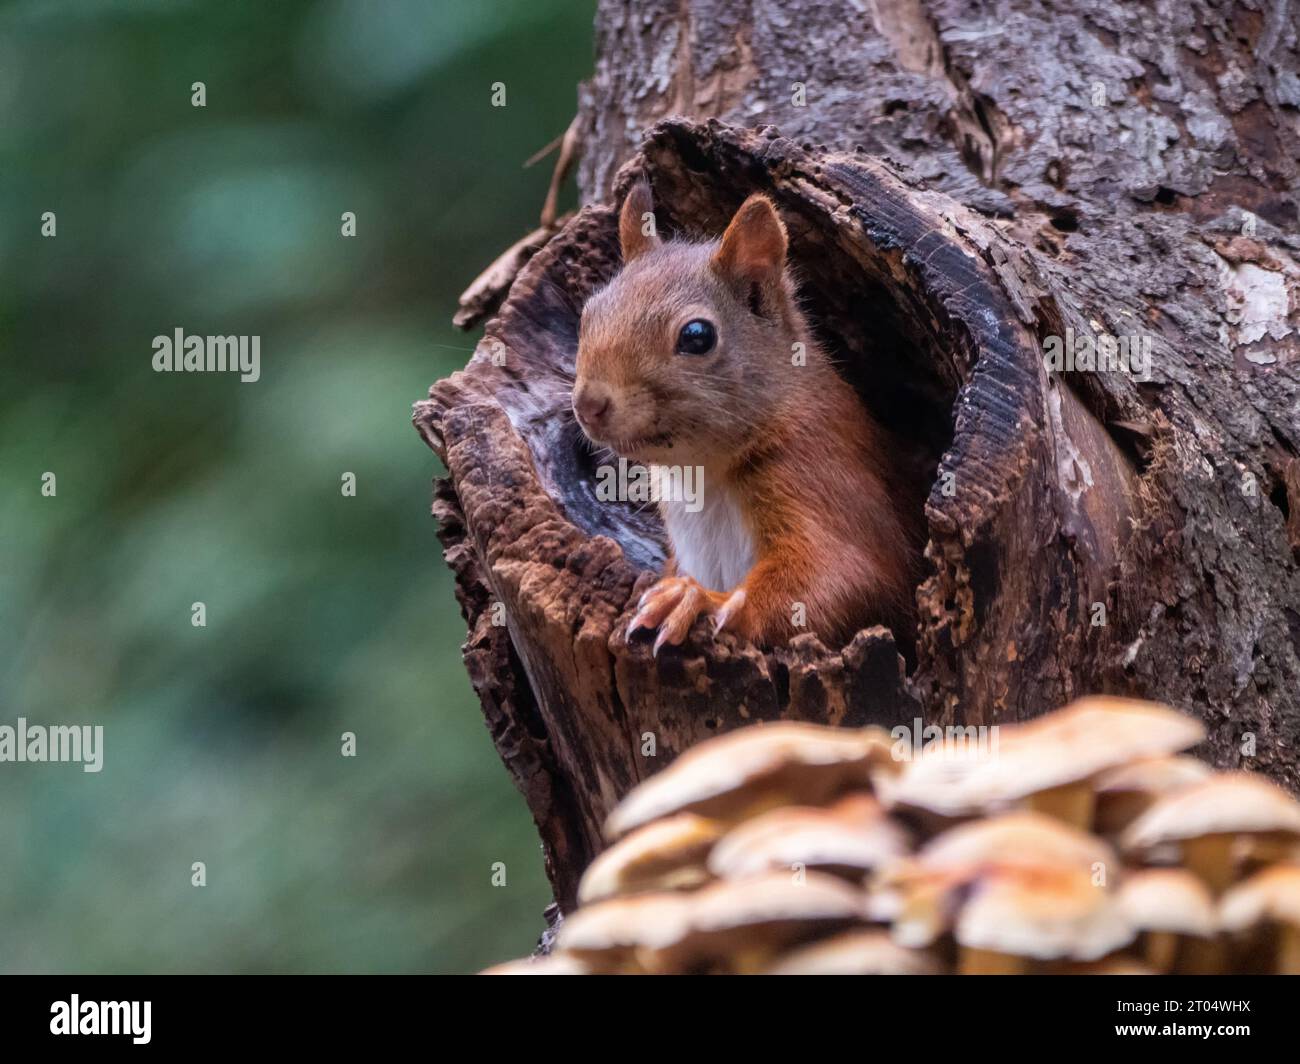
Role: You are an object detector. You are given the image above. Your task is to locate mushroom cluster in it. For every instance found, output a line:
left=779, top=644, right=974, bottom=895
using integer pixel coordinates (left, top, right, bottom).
left=483, top=698, right=1300, bottom=975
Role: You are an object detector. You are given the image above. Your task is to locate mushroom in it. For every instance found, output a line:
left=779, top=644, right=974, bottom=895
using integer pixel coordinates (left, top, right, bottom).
left=763, top=929, right=943, bottom=975
left=659, top=871, right=868, bottom=973
left=1092, top=755, right=1213, bottom=836
left=1219, top=864, right=1300, bottom=974
left=480, top=953, right=590, bottom=975
left=555, top=892, right=694, bottom=973
left=559, top=870, right=867, bottom=973
left=1121, top=773, right=1300, bottom=895
left=707, top=795, right=910, bottom=882
left=915, top=810, right=1117, bottom=873
left=880, top=697, right=1205, bottom=829
left=604, top=723, right=895, bottom=839
left=954, top=865, right=1133, bottom=974
left=1116, top=867, right=1215, bottom=971
left=880, top=812, right=1118, bottom=952
left=578, top=813, right=722, bottom=903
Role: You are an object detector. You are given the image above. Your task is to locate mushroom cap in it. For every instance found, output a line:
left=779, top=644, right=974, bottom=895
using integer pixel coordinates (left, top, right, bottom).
left=687, top=870, right=867, bottom=934
left=561, top=870, right=866, bottom=972
left=1219, top=864, right=1300, bottom=932
left=955, top=865, right=1134, bottom=961
left=1117, top=868, right=1216, bottom=936
left=655, top=870, right=868, bottom=971
left=1121, top=773, right=1300, bottom=851
left=764, top=930, right=943, bottom=975
left=707, top=796, right=909, bottom=880
left=578, top=813, right=722, bottom=903
left=556, top=892, right=694, bottom=960
left=605, top=723, right=893, bottom=839
left=480, top=953, right=590, bottom=975
left=881, top=813, right=1116, bottom=949
left=916, top=811, right=1116, bottom=874
left=1094, top=755, right=1213, bottom=795
left=1093, top=756, right=1214, bottom=834
left=881, top=697, right=1205, bottom=817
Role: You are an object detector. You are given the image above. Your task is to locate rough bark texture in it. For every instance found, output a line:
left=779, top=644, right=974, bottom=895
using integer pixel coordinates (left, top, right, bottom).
left=415, top=0, right=1300, bottom=911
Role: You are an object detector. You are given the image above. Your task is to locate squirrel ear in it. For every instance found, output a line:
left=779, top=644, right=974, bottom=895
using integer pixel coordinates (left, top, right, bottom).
left=619, top=181, right=660, bottom=262
left=712, top=194, right=787, bottom=286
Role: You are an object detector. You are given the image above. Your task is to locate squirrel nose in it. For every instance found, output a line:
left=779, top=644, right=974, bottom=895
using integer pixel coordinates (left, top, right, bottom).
left=574, top=384, right=612, bottom=428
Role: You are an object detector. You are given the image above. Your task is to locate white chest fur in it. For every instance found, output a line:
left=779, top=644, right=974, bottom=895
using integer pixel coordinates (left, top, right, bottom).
left=658, top=474, right=756, bottom=592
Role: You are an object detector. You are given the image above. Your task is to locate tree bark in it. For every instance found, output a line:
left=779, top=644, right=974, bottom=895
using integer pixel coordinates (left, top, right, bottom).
left=415, top=0, right=1300, bottom=912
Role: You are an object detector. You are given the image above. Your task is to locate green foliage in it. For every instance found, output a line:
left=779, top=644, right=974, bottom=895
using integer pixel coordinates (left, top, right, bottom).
left=0, top=0, right=593, bottom=972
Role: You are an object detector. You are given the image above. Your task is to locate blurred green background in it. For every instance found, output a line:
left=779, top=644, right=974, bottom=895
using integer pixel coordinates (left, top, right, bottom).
left=0, top=0, right=593, bottom=972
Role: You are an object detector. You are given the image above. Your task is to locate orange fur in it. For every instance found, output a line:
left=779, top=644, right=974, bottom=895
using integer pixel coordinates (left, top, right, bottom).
left=575, top=183, right=920, bottom=649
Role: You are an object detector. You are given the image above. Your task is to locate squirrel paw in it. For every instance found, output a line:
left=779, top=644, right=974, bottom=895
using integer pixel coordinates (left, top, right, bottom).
left=627, top=577, right=748, bottom=655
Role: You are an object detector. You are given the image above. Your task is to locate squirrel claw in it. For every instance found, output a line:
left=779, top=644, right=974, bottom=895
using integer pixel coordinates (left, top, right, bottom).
left=628, top=576, right=748, bottom=650
left=627, top=575, right=717, bottom=650
left=627, top=587, right=679, bottom=642
left=712, top=588, right=748, bottom=634
left=655, top=582, right=706, bottom=650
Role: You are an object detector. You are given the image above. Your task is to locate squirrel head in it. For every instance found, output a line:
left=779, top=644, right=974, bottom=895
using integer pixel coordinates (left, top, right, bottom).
left=574, top=183, right=801, bottom=466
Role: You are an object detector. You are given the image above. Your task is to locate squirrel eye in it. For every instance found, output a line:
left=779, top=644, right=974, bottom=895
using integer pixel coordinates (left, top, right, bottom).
left=676, top=318, right=717, bottom=356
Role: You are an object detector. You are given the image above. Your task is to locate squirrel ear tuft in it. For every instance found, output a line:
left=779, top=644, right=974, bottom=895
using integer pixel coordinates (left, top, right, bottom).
left=712, top=194, right=787, bottom=286
left=619, top=181, right=660, bottom=262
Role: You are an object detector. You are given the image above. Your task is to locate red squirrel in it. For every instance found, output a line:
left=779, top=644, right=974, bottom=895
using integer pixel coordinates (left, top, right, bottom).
left=573, top=182, right=919, bottom=652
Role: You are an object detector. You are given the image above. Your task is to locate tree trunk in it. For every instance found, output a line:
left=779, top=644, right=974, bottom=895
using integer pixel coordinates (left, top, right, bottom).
left=414, top=0, right=1300, bottom=912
